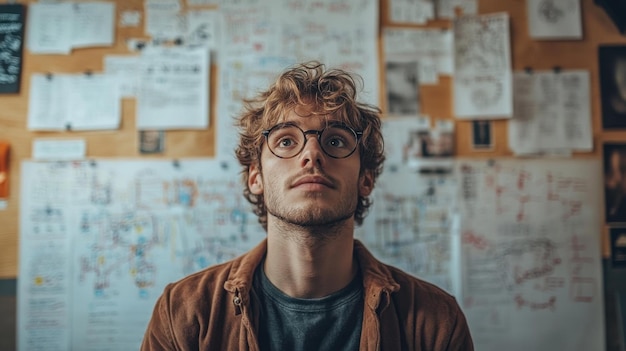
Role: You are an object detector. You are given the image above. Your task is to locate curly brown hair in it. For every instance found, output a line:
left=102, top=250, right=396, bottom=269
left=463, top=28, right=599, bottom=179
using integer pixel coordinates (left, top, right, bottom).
left=235, top=61, right=385, bottom=230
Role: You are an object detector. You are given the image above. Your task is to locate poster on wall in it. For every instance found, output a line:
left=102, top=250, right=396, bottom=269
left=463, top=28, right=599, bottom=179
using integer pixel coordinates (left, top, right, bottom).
left=599, top=45, right=626, bottom=129
left=0, top=4, right=26, bottom=94
left=610, top=227, right=626, bottom=268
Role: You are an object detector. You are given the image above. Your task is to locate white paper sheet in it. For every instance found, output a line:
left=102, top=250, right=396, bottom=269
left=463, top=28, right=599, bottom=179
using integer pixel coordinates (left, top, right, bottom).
left=18, top=159, right=265, bottom=351
left=26, top=3, right=73, bottom=54
left=70, top=2, right=116, bottom=49
left=527, top=0, right=582, bottom=40
left=136, top=47, right=210, bottom=130
left=218, top=4, right=277, bottom=57
left=27, top=74, right=68, bottom=130
left=453, top=13, right=513, bottom=118
left=436, top=0, right=477, bottom=19
left=26, top=2, right=115, bottom=54
left=457, top=158, right=605, bottom=351
left=27, top=73, right=121, bottom=131
left=508, top=70, right=592, bottom=155
left=184, top=9, right=219, bottom=49
left=388, top=0, right=434, bottom=24
left=104, top=54, right=142, bottom=98
left=32, top=139, right=86, bottom=160
left=17, top=162, right=78, bottom=350
left=384, top=27, right=454, bottom=84
left=144, top=0, right=186, bottom=42
left=69, top=73, right=121, bottom=130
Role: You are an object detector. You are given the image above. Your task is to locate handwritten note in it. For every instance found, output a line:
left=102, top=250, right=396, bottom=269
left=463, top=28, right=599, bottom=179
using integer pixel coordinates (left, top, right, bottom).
left=508, top=70, right=592, bottom=155
left=453, top=13, right=512, bottom=118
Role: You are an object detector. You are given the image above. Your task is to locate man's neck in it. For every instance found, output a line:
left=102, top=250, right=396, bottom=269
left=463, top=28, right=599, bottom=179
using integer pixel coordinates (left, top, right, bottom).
left=263, top=218, right=358, bottom=299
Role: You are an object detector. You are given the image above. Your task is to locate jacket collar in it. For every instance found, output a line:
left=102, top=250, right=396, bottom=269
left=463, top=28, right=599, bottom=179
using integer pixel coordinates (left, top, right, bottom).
left=223, top=238, right=400, bottom=301
left=223, top=239, right=268, bottom=295
left=354, top=239, right=401, bottom=293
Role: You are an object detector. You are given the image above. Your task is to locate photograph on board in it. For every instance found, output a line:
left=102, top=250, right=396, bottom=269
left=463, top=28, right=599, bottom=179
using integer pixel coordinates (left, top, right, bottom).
left=385, top=60, right=420, bottom=116
left=405, top=124, right=455, bottom=171
left=471, top=120, right=493, bottom=150
left=604, top=143, right=626, bottom=223
left=139, top=130, right=164, bottom=154
left=599, top=45, right=626, bottom=129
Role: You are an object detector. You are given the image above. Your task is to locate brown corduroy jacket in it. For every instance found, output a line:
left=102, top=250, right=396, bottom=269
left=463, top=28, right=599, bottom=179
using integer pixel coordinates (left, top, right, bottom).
left=141, top=239, right=474, bottom=351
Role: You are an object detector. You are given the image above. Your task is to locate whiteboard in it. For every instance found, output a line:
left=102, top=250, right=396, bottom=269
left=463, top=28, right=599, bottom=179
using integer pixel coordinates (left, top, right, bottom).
left=456, top=158, right=605, bottom=351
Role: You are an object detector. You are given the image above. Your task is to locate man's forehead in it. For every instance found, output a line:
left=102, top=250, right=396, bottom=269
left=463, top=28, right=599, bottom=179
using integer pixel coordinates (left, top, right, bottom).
left=278, top=119, right=352, bottom=133
left=275, top=109, right=338, bottom=126
left=264, top=102, right=360, bottom=131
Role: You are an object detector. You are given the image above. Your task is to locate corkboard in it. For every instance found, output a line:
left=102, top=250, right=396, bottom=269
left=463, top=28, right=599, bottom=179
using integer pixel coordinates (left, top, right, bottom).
left=0, top=0, right=215, bottom=278
left=0, top=0, right=624, bottom=278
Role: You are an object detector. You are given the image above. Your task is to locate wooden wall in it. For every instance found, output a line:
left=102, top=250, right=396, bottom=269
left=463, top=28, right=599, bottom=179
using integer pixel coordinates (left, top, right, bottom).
left=0, top=0, right=624, bottom=278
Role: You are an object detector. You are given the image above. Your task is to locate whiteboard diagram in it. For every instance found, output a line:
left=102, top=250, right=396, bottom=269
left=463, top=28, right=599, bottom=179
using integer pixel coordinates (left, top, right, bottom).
left=457, top=159, right=605, bottom=351
left=357, top=164, right=460, bottom=295
left=18, top=159, right=266, bottom=351
left=17, top=158, right=606, bottom=351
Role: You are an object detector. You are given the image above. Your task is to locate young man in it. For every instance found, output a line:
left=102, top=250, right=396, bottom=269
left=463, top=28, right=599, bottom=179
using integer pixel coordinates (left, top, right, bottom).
left=141, top=61, right=474, bottom=350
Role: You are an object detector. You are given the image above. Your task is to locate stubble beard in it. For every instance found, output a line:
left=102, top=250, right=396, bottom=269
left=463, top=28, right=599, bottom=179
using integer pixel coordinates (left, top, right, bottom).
left=265, top=186, right=357, bottom=232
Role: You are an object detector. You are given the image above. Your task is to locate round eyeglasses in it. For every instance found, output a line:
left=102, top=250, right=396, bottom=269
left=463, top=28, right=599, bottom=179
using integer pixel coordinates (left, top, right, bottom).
left=261, top=123, right=363, bottom=159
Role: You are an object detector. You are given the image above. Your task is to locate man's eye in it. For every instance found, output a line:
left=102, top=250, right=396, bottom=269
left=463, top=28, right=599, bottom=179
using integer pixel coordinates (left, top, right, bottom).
left=327, top=138, right=346, bottom=148
left=278, top=137, right=295, bottom=148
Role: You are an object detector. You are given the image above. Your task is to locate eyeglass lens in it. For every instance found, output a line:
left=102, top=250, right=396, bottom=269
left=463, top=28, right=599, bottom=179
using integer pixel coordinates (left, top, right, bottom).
left=266, top=125, right=358, bottom=158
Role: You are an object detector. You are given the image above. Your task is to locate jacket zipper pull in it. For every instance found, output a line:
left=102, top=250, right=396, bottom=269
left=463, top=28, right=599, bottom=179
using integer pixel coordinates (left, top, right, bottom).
left=233, top=293, right=243, bottom=315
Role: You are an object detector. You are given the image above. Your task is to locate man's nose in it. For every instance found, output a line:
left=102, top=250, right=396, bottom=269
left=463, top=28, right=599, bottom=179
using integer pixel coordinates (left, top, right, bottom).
left=299, top=133, right=325, bottom=166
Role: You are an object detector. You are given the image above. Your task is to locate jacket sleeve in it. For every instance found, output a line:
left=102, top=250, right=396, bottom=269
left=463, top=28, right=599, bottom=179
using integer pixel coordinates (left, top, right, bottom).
left=447, top=303, right=474, bottom=351
left=141, top=285, right=177, bottom=351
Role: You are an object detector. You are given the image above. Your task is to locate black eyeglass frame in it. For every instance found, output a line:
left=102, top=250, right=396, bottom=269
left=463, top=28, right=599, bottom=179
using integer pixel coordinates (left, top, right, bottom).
left=261, top=122, right=363, bottom=159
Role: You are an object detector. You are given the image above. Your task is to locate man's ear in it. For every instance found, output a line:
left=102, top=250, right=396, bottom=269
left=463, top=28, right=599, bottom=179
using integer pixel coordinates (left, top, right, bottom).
left=358, top=170, right=374, bottom=196
left=248, top=164, right=264, bottom=195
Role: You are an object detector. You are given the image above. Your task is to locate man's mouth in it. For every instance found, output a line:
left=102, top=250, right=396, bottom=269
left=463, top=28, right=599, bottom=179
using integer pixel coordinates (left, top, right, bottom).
left=291, top=175, right=334, bottom=189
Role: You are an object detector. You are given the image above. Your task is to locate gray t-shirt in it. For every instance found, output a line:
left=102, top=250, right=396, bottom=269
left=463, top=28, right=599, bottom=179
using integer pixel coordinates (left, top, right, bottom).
left=254, top=265, right=363, bottom=351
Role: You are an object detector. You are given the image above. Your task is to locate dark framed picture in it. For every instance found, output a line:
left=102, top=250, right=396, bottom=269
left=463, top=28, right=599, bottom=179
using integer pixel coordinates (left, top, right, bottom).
left=610, top=227, right=626, bottom=268
left=471, top=120, right=493, bottom=150
left=595, top=0, right=626, bottom=34
left=599, top=45, right=626, bottom=129
left=0, top=4, right=26, bottom=94
left=604, top=143, right=626, bottom=223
